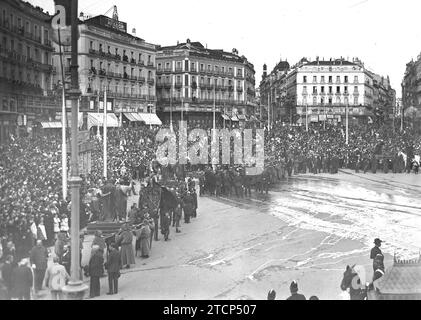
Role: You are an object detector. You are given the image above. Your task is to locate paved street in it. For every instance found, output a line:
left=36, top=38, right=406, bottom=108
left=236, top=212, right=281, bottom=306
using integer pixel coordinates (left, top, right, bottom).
left=85, top=171, right=421, bottom=300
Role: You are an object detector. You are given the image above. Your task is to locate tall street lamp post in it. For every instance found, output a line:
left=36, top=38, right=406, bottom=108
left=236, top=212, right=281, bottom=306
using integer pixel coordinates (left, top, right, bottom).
left=62, top=0, right=88, bottom=299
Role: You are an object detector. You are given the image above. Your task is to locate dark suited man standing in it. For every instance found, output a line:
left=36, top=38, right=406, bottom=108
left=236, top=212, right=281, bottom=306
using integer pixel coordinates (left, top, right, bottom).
left=88, top=246, right=104, bottom=298
left=107, top=244, right=121, bottom=295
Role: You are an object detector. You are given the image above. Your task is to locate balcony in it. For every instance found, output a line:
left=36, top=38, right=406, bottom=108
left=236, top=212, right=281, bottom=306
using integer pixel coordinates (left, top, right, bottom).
left=174, top=82, right=183, bottom=89
left=227, top=72, right=234, bottom=78
left=98, top=69, right=107, bottom=77
left=130, top=58, right=136, bottom=64
left=122, top=55, right=129, bottom=62
left=190, top=67, right=198, bottom=73
left=137, top=60, right=145, bottom=66
left=147, top=61, right=154, bottom=67
left=162, top=67, right=172, bottom=74
left=138, top=76, right=146, bottom=83
left=236, top=86, right=243, bottom=92
left=147, top=78, right=155, bottom=85
left=175, top=67, right=183, bottom=73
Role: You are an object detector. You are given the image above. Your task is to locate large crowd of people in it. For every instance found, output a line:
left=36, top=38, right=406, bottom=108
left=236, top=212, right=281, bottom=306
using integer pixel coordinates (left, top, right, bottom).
left=1, top=119, right=421, bottom=299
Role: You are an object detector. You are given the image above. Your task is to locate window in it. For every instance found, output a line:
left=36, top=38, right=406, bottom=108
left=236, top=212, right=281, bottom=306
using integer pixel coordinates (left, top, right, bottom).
left=200, top=63, right=204, bottom=71
left=303, top=76, right=307, bottom=83
left=354, top=76, right=358, bottom=83
left=165, top=62, right=170, bottom=70
left=303, top=86, right=307, bottom=94
left=321, top=86, right=325, bottom=93
left=99, top=43, right=103, bottom=52
left=344, top=86, right=348, bottom=94
left=237, top=68, right=242, bottom=77
left=329, top=76, right=333, bottom=83
left=313, top=86, right=317, bottom=94
left=176, top=61, right=182, bottom=70
left=185, top=60, right=189, bottom=71
left=185, top=74, right=189, bottom=86
left=329, top=86, right=333, bottom=94
left=157, top=63, right=162, bottom=70
left=108, top=46, right=111, bottom=54
left=354, top=97, right=358, bottom=105
left=336, top=96, right=341, bottom=104
left=191, top=62, right=195, bottom=70
left=328, top=98, right=333, bottom=104
left=336, top=76, right=340, bottom=83
left=89, top=41, right=93, bottom=49
left=321, top=76, right=325, bottom=83
left=207, top=64, right=211, bottom=71
left=336, top=86, right=340, bottom=94
left=320, top=98, right=324, bottom=105
left=90, top=59, right=94, bottom=68
left=313, top=96, right=317, bottom=105
left=344, top=97, right=349, bottom=105
left=354, top=86, right=358, bottom=93
left=313, top=76, right=317, bottom=83
left=344, top=76, right=348, bottom=83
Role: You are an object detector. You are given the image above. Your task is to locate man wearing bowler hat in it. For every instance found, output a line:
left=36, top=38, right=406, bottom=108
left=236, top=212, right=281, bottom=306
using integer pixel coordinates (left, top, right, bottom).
left=370, top=238, right=383, bottom=272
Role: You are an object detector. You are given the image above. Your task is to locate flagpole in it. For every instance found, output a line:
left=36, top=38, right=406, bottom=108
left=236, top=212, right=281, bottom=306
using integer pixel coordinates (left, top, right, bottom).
left=96, top=89, right=101, bottom=139
left=346, top=103, right=349, bottom=145
left=306, top=104, right=308, bottom=132
left=213, top=82, right=216, bottom=171
left=170, top=86, right=173, bottom=131
left=103, top=89, right=107, bottom=179
left=58, top=27, right=67, bottom=200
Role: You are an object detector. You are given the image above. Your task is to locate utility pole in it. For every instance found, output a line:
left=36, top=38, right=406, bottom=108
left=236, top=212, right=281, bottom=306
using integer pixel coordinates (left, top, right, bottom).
left=346, top=103, right=349, bottom=145
left=305, top=104, right=308, bottom=132
left=62, top=0, right=88, bottom=299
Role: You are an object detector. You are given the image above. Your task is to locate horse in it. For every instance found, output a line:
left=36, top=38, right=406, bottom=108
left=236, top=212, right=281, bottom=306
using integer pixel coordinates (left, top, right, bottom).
left=340, top=264, right=369, bottom=300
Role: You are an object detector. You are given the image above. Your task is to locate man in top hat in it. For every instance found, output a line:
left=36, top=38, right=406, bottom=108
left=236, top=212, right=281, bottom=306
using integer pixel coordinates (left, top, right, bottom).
left=370, top=238, right=383, bottom=272
left=286, top=280, right=306, bottom=300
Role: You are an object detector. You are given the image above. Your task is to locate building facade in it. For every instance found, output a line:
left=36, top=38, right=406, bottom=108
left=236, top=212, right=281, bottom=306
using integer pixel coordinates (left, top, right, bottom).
left=260, top=57, right=395, bottom=126
left=0, top=0, right=56, bottom=143
left=53, top=14, right=159, bottom=128
left=402, top=53, right=421, bottom=129
left=155, top=40, right=257, bottom=128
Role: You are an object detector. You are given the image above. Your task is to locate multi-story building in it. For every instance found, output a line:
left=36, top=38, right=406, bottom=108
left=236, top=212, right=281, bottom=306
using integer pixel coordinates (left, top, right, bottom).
left=260, top=57, right=395, bottom=126
left=53, top=14, right=160, bottom=128
left=0, top=0, right=56, bottom=143
left=402, top=53, right=421, bottom=128
left=155, top=40, right=257, bottom=127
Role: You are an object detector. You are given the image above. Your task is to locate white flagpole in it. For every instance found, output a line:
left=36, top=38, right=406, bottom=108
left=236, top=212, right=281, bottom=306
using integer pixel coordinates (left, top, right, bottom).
left=306, top=104, right=309, bottom=132
left=96, top=90, right=101, bottom=139
left=62, top=87, right=67, bottom=200
left=213, top=83, right=216, bottom=171
left=346, top=103, right=349, bottom=145
left=103, top=89, right=108, bottom=179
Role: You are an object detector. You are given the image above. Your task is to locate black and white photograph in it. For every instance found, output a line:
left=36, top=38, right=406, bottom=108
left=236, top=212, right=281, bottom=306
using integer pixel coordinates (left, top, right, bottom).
left=0, top=0, right=421, bottom=304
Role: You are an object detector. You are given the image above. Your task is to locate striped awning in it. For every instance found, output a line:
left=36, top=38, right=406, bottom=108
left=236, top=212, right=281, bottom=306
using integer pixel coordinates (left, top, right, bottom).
left=87, top=113, right=120, bottom=130
left=40, top=121, right=62, bottom=129
left=138, top=113, right=162, bottom=125
left=124, top=113, right=144, bottom=122
left=221, top=114, right=230, bottom=120
left=238, top=114, right=247, bottom=121
left=231, top=115, right=239, bottom=122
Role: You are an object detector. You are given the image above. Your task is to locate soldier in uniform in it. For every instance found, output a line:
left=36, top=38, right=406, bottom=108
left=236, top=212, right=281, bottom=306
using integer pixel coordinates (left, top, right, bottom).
left=182, top=191, right=194, bottom=224
left=215, top=170, right=222, bottom=197
left=243, top=173, right=252, bottom=197
left=234, top=170, right=244, bottom=198
left=371, top=155, right=377, bottom=174
left=198, top=171, right=205, bottom=196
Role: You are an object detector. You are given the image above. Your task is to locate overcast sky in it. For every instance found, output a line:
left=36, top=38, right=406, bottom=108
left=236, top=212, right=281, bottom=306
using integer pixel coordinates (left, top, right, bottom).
left=31, top=0, right=421, bottom=98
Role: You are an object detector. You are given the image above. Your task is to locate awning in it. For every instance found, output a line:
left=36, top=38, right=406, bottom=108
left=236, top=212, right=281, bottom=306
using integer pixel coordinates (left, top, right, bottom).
left=87, top=113, right=120, bottom=130
left=221, top=114, right=230, bottom=120
left=231, top=115, right=239, bottom=122
left=124, top=113, right=144, bottom=122
left=40, top=121, right=62, bottom=129
left=238, top=114, right=247, bottom=121
left=138, top=113, right=162, bottom=126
